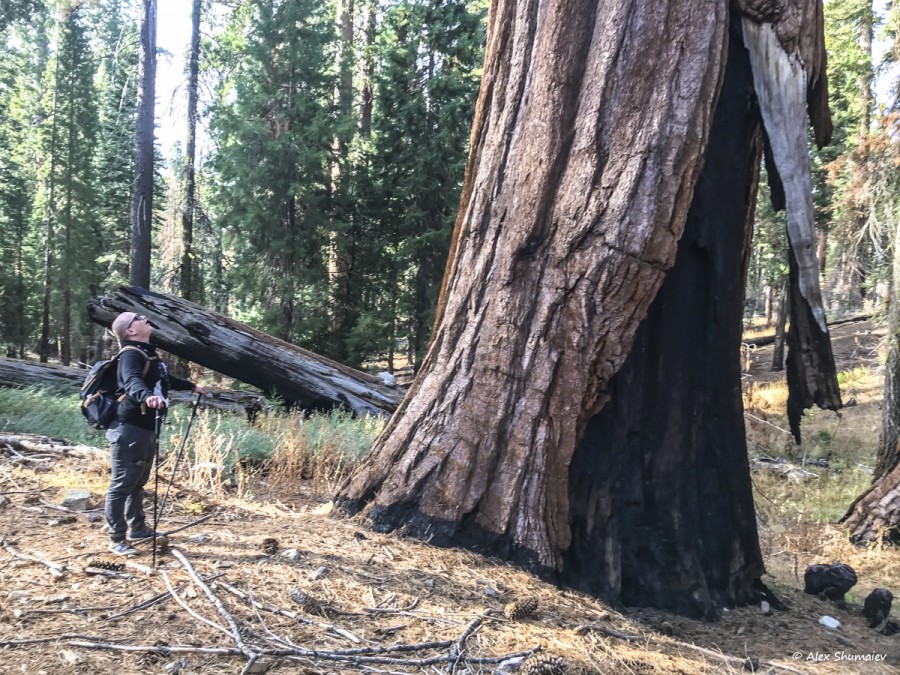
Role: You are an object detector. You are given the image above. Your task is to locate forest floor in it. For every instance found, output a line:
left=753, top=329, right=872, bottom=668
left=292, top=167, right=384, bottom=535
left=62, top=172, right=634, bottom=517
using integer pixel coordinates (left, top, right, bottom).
left=1, top=318, right=899, bottom=674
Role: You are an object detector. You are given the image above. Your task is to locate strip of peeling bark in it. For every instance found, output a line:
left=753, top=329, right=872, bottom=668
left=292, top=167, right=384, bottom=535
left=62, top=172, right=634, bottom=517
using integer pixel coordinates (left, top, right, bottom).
left=742, top=10, right=840, bottom=439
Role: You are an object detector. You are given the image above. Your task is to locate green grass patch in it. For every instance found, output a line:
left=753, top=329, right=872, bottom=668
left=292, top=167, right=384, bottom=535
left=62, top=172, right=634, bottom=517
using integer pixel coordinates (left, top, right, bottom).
left=0, top=386, right=107, bottom=445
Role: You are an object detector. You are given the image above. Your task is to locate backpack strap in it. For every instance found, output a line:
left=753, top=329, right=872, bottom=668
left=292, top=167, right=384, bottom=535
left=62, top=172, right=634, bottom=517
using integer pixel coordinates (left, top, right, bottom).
left=116, top=345, right=153, bottom=377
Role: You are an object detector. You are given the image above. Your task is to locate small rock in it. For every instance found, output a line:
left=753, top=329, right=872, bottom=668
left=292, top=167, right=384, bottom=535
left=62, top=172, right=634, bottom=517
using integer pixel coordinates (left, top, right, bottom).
left=378, top=371, right=398, bottom=387
left=182, top=587, right=198, bottom=599
left=7, top=590, right=29, bottom=600
left=245, top=659, right=270, bottom=673
left=308, top=566, right=329, bottom=581
left=818, top=615, right=841, bottom=630
left=0, top=495, right=10, bottom=508
left=659, top=620, right=674, bottom=635
left=45, top=594, right=70, bottom=604
left=760, top=600, right=771, bottom=616
left=187, top=533, right=209, bottom=543
left=281, top=548, right=302, bottom=561
left=743, top=658, right=760, bottom=672
left=86, top=512, right=102, bottom=523
left=59, top=650, right=81, bottom=665
left=60, top=488, right=92, bottom=511
left=484, top=585, right=500, bottom=598
left=213, top=560, right=233, bottom=569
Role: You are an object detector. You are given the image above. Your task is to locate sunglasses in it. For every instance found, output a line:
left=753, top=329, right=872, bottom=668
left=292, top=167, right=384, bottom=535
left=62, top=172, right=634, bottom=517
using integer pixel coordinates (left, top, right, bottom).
left=127, top=315, right=146, bottom=330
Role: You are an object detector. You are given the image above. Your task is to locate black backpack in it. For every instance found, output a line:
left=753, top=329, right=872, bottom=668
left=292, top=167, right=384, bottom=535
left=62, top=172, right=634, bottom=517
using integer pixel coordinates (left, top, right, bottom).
left=80, top=346, right=149, bottom=429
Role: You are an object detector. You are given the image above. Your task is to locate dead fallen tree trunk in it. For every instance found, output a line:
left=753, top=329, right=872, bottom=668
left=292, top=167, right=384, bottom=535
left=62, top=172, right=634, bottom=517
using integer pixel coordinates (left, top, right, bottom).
left=0, top=357, right=263, bottom=415
left=87, top=287, right=403, bottom=416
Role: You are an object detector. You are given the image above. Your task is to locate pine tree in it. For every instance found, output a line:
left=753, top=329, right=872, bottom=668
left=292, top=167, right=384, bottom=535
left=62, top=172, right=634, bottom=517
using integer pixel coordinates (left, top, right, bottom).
left=209, top=0, right=335, bottom=348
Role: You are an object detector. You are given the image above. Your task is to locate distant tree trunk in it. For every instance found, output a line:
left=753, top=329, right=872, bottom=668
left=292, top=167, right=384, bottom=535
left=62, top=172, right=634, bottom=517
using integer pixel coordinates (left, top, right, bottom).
left=62, top=52, right=76, bottom=367
left=180, top=0, right=201, bottom=302
left=877, top=223, right=900, bottom=479
left=859, top=1, right=873, bottom=139
left=130, top=0, right=156, bottom=289
left=771, top=276, right=788, bottom=371
left=39, top=20, right=62, bottom=363
left=359, top=0, right=376, bottom=137
left=328, top=0, right=356, bottom=362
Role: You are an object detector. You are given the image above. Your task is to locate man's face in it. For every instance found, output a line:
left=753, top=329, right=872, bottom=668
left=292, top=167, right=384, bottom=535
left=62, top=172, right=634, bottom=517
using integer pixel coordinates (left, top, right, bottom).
left=125, top=313, right=152, bottom=341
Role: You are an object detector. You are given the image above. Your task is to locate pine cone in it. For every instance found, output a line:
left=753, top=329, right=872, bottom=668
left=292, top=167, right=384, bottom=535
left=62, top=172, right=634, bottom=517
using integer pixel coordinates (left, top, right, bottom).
left=503, top=595, right=539, bottom=620
left=521, top=653, right=567, bottom=675
left=261, top=537, right=279, bottom=555
left=289, top=587, right=322, bottom=614
left=86, top=560, right=124, bottom=572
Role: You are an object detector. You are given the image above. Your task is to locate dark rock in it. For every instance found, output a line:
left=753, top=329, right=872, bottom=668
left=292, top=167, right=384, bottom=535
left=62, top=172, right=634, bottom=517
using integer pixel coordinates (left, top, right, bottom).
left=804, top=563, right=857, bottom=601
left=862, top=588, right=893, bottom=628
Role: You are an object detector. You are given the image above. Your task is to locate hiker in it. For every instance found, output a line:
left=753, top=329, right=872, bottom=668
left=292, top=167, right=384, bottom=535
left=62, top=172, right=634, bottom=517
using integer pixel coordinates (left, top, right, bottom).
left=104, top=311, right=205, bottom=556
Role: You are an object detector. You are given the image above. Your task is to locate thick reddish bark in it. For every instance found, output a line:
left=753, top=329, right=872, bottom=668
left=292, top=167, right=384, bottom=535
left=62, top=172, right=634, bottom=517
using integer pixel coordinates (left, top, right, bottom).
left=337, top=1, right=836, bottom=618
left=339, top=0, right=727, bottom=572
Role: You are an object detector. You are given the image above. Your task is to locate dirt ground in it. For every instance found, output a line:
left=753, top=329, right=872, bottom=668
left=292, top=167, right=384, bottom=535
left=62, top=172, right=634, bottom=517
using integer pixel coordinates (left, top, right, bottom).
left=1, top=319, right=898, bottom=674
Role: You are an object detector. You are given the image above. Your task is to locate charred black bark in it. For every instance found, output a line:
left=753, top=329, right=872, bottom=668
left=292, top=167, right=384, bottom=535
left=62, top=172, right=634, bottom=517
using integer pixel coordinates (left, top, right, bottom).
left=562, top=20, right=766, bottom=620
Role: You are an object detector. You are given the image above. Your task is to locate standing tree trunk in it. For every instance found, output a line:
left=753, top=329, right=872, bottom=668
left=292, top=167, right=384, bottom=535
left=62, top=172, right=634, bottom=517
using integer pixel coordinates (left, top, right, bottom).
left=339, top=0, right=729, bottom=605
left=843, top=222, right=900, bottom=543
left=130, top=0, right=157, bottom=289
left=771, top=275, right=788, bottom=371
left=337, top=0, right=838, bottom=618
left=39, top=18, right=63, bottom=363
left=180, top=0, right=201, bottom=302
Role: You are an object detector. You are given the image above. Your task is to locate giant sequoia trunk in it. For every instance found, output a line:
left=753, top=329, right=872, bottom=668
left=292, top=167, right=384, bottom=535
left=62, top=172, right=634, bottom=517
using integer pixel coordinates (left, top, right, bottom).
left=561, top=21, right=765, bottom=617
left=337, top=0, right=838, bottom=618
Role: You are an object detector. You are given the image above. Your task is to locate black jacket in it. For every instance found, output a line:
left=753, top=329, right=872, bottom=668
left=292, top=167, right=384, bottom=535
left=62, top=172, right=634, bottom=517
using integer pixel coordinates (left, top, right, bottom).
left=115, top=341, right=195, bottom=429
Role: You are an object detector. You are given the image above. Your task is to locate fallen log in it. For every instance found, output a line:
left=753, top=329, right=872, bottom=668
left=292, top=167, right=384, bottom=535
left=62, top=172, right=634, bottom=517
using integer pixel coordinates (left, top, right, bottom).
left=0, top=357, right=265, bottom=415
left=87, top=287, right=403, bottom=416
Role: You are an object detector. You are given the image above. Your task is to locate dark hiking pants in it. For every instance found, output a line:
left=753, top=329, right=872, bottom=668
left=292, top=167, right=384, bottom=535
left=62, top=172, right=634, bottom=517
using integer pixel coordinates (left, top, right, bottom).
left=104, top=420, right=156, bottom=542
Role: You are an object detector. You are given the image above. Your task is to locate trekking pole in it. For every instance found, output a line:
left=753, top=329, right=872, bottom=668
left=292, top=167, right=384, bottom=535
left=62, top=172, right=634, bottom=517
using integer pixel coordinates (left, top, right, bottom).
left=152, top=408, right=162, bottom=569
left=157, top=393, right=203, bottom=520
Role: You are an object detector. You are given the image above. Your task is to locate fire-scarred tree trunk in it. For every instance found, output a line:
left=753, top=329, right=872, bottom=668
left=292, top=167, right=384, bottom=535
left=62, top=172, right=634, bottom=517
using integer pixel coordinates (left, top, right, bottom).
left=338, top=0, right=838, bottom=618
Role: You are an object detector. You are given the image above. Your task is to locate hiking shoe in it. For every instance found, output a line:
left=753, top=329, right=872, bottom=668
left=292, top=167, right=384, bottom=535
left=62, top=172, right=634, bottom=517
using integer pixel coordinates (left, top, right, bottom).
left=108, top=541, right=138, bottom=557
left=127, top=528, right=157, bottom=541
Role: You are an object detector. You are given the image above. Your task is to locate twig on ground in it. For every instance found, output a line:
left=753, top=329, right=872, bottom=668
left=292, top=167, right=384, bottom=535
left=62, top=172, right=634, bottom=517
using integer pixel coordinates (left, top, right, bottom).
left=215, top=580, right=362, bottom=644
left=665, top=639, right=807, bottom=675
left=18, top=605, right=119, bottom=616
left=3, top=542, right=66, bottom=577
left=170, top=548, right=256, bottom=662
left=160, top=568, right=232, bottom=639
left=100, top=572, right=227, bottom=623
left=574, top=622, right=642, bottom=642
left=39, top=500, right=101, bottom=514
left=363, top=596, right=420, bottom=613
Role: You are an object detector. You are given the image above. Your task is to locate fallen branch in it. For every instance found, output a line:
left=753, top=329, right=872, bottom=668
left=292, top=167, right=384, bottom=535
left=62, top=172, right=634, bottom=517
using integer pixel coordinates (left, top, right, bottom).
left=160, top=568, right=232, bottom=639
left=450, top=614, right=484, bottom=658
left=170, top=548, right=256, bottom=661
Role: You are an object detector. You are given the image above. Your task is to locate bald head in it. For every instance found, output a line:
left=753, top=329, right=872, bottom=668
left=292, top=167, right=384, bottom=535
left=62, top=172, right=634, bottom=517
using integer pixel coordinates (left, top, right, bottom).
left=111, top=313, right=135, bottom=340
left=112, top=312, right=152, bottom=342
